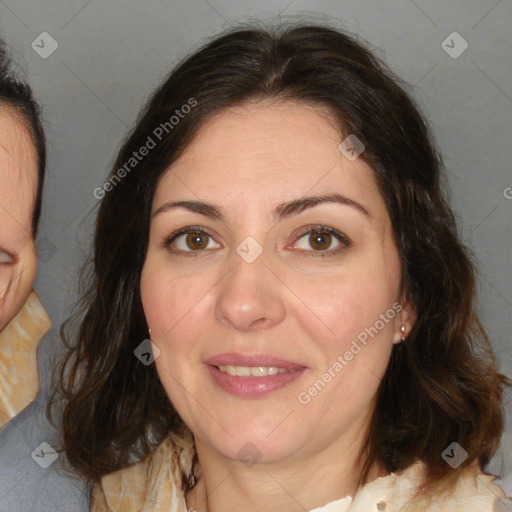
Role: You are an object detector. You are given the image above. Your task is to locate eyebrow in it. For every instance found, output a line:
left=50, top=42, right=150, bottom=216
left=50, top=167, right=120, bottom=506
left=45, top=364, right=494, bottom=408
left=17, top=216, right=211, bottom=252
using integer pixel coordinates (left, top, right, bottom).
left=152, top=193, right=372, bottom=222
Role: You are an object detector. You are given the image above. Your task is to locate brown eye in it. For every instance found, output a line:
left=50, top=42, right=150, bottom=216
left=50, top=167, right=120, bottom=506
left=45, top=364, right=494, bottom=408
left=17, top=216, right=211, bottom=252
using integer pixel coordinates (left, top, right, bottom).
left=185, top=231, right=209, bottom=250
left=293, top=226, right=350, bottom=255
left=164, top=227, right=221, bottom=254
left=309, top=231, right=332, bottom=251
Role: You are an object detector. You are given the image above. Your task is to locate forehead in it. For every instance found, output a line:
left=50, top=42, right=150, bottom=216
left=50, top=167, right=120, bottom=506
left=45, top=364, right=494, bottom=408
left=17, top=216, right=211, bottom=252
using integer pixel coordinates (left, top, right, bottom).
left=0, top=105, right=36, bottom=179
left=0, top=106, right=38, bottom=241
left=156, top=100, right=383, bottom=215
left=176, top=99, right=344, bottom=168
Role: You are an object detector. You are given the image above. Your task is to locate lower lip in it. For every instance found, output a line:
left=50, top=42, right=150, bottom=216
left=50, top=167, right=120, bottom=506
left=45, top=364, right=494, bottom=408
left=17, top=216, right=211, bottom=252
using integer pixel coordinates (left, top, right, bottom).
left=206, top=365, right=306, bottom=398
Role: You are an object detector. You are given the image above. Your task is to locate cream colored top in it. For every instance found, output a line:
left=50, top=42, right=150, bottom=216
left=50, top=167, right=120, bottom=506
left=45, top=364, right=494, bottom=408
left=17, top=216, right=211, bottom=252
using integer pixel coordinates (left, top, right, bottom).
left=0, top=290, right=51, bottom=428
left=91, top=427, right=510, bottom=512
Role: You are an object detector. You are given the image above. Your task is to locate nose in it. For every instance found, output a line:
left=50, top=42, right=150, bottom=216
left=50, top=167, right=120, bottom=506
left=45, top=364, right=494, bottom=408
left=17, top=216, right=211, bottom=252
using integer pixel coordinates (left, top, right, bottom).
left=214, top=249, right=286, bottom=332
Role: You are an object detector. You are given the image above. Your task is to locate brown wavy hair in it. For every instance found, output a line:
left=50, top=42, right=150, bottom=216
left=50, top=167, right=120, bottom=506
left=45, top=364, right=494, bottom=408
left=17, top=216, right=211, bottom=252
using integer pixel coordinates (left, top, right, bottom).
left=47, top=21, right=511, bottom=502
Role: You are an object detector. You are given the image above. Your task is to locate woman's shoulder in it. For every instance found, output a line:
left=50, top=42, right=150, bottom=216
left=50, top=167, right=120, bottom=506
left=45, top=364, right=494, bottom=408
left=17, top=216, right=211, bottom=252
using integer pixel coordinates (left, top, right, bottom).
left=90, top=427, right=195, bottom=512
left=350, top=459, right=509, bottom=512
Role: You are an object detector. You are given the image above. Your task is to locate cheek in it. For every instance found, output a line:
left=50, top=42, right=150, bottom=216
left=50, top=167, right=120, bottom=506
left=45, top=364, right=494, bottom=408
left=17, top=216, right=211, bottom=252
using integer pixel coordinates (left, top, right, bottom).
left=0, top=244, right=37, bottom=328
left=295, top=278, right=396, bottom=422
left=291, top=257, right=399, bottom=353
left=140, top=257, right=213, bottom=420
left=140, top=255, right=212, bottom=342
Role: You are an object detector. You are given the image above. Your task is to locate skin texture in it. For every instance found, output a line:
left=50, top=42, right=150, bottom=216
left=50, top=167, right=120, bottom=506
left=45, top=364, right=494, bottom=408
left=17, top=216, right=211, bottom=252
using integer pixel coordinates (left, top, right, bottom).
left=0, top=106, right=37, bottom=332
left=140, top=100, right=416, bottom=512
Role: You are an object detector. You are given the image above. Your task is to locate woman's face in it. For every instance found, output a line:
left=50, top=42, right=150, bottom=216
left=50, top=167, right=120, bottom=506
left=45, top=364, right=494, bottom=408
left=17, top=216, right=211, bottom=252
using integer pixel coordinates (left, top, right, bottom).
left=140, top=100, right=414, bottom=466
left=0, top=107, right=38, bottom=331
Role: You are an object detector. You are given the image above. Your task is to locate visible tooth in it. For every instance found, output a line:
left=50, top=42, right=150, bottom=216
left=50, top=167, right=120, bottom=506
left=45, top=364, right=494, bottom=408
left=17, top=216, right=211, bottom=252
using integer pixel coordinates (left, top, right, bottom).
left=250, top=366, right=267, bottom=377
left=236, top=366, right=251, bottom=377
left=216, top=365, right=291, bottom=377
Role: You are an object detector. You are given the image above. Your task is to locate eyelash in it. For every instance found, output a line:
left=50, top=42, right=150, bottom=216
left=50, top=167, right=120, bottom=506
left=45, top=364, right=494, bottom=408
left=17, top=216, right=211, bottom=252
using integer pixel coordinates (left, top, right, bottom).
left=161, top=224, right=351, bottom=258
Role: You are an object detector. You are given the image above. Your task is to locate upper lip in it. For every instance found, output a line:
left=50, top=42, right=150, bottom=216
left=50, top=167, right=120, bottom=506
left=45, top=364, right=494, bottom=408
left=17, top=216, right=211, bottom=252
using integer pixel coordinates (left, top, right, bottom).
left=204, top=353, right=307, bottom=370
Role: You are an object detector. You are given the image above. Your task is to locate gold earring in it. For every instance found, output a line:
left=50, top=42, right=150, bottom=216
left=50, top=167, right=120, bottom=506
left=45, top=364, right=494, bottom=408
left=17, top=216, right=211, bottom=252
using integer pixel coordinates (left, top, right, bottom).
left=400, top=325, right=406, bottom=342
left=148, top=328, right=152, bottom=335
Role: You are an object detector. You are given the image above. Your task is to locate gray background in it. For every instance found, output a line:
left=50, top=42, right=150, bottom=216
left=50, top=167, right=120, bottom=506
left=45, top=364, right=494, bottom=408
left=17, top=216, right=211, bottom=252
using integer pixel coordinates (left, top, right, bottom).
left=0, top=0, right=511, bottom=510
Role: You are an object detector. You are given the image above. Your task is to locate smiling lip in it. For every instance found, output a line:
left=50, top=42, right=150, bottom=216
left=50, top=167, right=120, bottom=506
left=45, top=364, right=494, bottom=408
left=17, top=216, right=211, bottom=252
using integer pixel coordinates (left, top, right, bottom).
left=204, top=353, right=307, bottom=398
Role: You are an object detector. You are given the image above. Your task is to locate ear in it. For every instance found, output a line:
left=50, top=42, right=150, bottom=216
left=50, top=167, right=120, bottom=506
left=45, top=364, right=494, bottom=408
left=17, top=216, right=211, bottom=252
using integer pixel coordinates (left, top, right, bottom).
left=392, top=296, right=417, bottom=345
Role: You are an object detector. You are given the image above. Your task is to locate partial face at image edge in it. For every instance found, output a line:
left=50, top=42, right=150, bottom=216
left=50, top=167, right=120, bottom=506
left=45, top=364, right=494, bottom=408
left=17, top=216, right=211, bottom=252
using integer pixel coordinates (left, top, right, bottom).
left=0, top=106, right=38, bottom=331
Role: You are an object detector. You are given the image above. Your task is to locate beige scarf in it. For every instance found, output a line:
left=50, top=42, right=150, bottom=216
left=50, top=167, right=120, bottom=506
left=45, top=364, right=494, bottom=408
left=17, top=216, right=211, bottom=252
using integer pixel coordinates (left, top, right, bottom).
left=91, top=427, right=509, bottom=511
left=0, top=290, right=51, bottom=428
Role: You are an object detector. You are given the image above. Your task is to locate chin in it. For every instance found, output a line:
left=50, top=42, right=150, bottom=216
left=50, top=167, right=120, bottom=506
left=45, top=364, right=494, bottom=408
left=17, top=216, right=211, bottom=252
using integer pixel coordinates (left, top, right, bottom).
left=193, top=414, right=311, bottom=465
